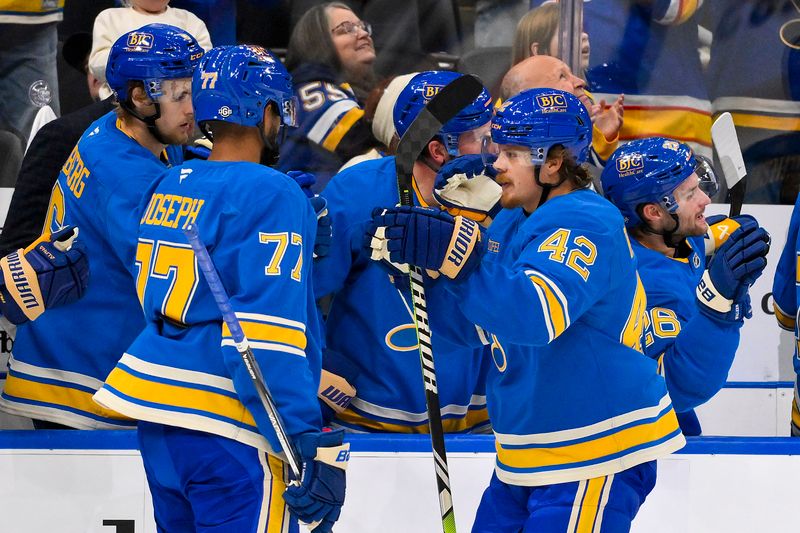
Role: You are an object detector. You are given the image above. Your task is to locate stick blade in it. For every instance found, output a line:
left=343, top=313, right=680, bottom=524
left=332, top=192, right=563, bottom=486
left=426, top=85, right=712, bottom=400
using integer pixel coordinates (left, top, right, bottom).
left=711, top=112, right=746, bottom=190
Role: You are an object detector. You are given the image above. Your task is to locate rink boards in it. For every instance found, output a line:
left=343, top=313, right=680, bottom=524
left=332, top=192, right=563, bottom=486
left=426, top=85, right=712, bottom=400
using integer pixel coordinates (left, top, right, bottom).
left=0, top=432, right=797, bottom=533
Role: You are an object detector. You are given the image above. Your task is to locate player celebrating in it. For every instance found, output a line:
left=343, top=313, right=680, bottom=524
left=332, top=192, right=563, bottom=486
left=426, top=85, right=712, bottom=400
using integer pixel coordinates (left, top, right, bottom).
left=368, top=88, right=685, bottom=531
left=315, top=70, right=495, bottom=434
left=94, top=45, right=347, bottom=533
left=602, top=138, right=769, bottom=435
left=0, top=24, right=203, bottom=429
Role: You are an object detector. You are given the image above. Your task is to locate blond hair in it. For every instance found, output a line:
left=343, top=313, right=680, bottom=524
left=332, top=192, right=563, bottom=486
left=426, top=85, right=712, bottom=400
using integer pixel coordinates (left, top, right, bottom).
left=511, top=3, right=560, bottom=66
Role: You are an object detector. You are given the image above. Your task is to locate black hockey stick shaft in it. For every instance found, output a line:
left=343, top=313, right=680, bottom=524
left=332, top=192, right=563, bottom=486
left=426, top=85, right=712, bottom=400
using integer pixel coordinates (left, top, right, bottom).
left=183, top=224, right=302, bottom=478
left=394, top=74, right=484, bottom=533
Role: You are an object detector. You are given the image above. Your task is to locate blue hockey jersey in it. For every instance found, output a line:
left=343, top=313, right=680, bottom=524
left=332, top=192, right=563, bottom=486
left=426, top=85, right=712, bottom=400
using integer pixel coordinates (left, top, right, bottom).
left=0, top=111, right=182, bottom=429
left=448, top=189, right=685, bottom=486
left=774, top=192, right=800, bottom=365
left=635, top=236, right=740, bottom=414
left=277, top=63, right=379, bottom=192
left=315, top=156, right=490, bottom=433
left=94, top=160, right=323, bottom=454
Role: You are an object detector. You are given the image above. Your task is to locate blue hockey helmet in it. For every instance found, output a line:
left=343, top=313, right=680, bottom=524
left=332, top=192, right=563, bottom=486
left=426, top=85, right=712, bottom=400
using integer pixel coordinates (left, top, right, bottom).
left=489, top=88, right=592, bottom=165
left=192, top=45, right=297, bottom=133
left=600, top=137, right=719, bottom=228
left=393, top=70, right=493, bottom=155
left=106, top=23, right=204, bottom=102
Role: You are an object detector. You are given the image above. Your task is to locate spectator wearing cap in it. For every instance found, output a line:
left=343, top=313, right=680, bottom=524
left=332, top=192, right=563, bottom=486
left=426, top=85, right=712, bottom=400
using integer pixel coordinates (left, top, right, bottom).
left=63, top=32, right=104, bottom=103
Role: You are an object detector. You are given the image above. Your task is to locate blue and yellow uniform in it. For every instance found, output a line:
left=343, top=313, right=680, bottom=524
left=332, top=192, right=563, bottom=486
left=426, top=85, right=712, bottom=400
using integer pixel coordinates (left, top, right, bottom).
left=636, top=236, right=740, bottom=436
left=316, top=156, right=490, bottom=433
left=773, top=193, right=800, bottom=434
left=277, top=63, right=380, bottom=192
left=94, top=160, right=322, bottom=531
left=0, top=111, right=181, bottom=429
left=454, top=191, right=685, bottom=531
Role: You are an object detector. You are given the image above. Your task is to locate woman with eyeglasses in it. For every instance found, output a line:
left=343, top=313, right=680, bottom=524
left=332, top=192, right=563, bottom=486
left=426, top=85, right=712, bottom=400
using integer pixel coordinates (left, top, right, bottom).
left=278, top=2, right=383, bottom=192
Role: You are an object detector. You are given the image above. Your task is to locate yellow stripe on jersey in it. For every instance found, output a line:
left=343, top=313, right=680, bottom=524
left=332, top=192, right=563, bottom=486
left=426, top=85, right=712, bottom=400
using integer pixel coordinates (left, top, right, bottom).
left=0, top=0, right=64, bottom=12
left=223, top=320, right=307, bottom=351
left=529, top=274, right=569, bottom=341
left=656, top=353, right=665, bottom=376
left=774, top=302, right=797, bottom=332
left=103, top=366, right=257, bottom=426
left=3, top=373, right=132, bottom=421
left=496, top=407, right=680, bottom=469
left=620, top=107, right=712, bottom=146
left=322, top=107, right=365, bottom=151
left=265, top=454, right=290, bottom=533
left=730, top=112, right=800, bottom=133
left=575, top=476, right=607, bottom=533
left=336, top=406, right=489, bottom=434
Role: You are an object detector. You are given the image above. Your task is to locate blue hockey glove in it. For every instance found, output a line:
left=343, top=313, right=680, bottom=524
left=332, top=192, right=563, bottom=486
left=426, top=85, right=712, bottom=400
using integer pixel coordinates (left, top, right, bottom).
left=367, top=205, right=482, bottom=281
left=696, top=224, right=770, bottom=323
left=287, top=170, right=316, bottom=198
left=704, top=214, right=759, bottom=256
left=433, top=154, right=501, bottom=227
left=0, top=226, right=89, bottom=324
left=309, top=196, right=332, bottom=259
left=284, top=429, right=349, bottom=533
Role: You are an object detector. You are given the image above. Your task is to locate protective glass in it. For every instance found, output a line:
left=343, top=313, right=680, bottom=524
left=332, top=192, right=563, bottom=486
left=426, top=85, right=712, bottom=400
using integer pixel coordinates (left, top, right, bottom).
left=282, top=96, right=299, bottom=128
left=331, top=20, right=373, bottom=37
left=480, top=134, right=500, bottom=167
left=456, top=121, right=492, bottom=156
left=694, top=154, right=719, bottom=198
left=492, top=145, right=537, bottom=169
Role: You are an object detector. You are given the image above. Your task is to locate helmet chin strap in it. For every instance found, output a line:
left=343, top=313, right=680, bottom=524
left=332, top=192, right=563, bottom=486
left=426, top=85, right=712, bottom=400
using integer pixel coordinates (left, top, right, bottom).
left=640, top=212, right=683, bottom=249
left=121, top=100, right=169, bottom=145
left=533, top=164, right=570, bottom=209
left=258, top=120, right=282, bottom=167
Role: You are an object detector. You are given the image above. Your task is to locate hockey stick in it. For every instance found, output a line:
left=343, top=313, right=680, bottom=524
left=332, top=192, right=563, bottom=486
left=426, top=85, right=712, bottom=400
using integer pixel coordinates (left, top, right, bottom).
left=394, top=73, right=484, bottom=533
left=711, top=112, right=747, bottom=217
left=183, top=224, right=302, bottom=479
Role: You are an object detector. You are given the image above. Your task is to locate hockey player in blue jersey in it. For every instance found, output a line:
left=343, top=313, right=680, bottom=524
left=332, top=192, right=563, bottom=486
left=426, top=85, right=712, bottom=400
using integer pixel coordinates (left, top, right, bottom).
left=369, top=88, right=685, bottom=532
left=601, top=138, right=770, bottom=436
left=773, top=188, right=800, bottom=435
left=314, top=70, right=496, bottom=433
left=0, top=24, right=203, bottom=429
left=94, top=44, right=347, bottom=533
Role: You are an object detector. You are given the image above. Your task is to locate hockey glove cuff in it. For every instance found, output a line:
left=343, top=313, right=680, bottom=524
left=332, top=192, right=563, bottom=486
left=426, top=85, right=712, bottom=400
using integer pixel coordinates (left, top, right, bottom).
left=366, top=206, right=483, bottom=281
left=0, top=226, right=89, bottom=324
left=703, top=214, right=758, bottom=256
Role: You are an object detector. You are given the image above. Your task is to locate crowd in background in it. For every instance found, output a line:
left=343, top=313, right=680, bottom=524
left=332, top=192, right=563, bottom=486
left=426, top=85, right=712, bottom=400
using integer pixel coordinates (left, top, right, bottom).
left=0, top=1, right=799, bottom=207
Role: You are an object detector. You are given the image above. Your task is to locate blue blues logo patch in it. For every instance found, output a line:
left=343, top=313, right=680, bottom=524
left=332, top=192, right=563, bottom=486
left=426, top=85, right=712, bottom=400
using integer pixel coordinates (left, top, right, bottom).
left=662, top=140, right=680, bottom=151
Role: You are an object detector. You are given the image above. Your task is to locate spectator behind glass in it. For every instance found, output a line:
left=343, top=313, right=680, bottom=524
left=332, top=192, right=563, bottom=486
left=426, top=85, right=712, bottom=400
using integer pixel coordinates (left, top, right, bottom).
left=278, top=2, right=382, bottom=192
left=511, top=2, right=590, bottom=75
left=0, top=0, right=62, bottom=142
left=89, top=0, right=212, bottom=99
